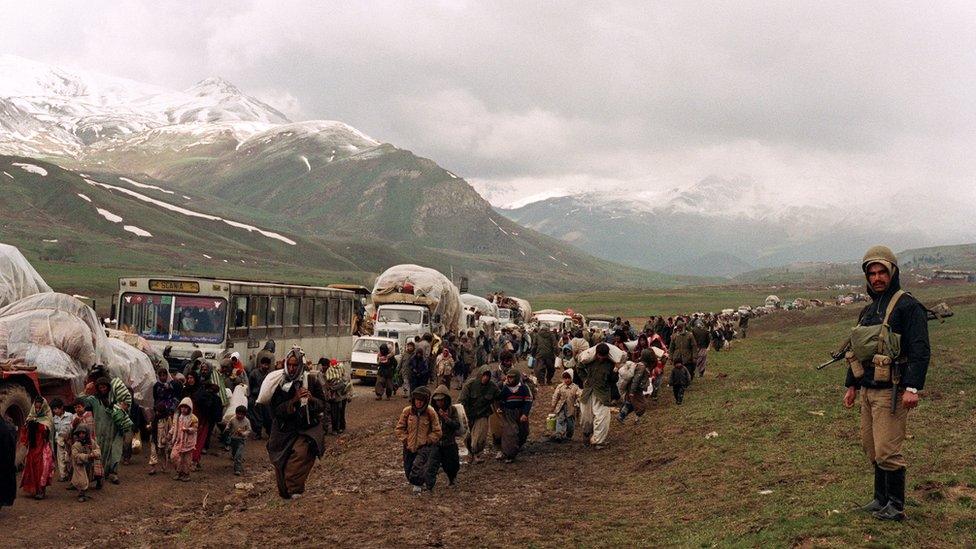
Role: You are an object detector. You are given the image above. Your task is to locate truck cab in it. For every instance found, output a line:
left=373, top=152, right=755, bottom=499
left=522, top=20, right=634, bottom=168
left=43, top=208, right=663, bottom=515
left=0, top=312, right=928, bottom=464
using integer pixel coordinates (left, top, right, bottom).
left=374, top=304, right=437, bottom=350
left=496, top=308, right=512, bottom=324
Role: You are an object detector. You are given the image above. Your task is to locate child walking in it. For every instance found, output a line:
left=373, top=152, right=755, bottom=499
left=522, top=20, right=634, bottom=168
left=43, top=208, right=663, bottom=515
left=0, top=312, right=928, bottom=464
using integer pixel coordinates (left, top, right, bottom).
left=50, top=398, right=75, bottom=482
left=550, top=370, right=581, bottom=441
left=70, top=400, right=103, bottom=488
left=669, top=362, right=691, bottom=405
left=148, top=401, right=175, bottom=476
left=226, top=405, right=252, bottom=475
left=169, top=397, right=198, bottom=482
left=70, top=427, right=98, bottom=502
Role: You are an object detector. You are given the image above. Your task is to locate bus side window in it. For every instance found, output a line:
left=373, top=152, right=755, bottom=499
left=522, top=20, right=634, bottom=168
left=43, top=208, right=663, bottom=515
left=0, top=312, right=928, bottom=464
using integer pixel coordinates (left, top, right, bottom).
left=250, top=296, right=268, bottom=327
left=232, top=296, right=248, bottom=328
left=328, top=298, right=339, bottom=336
left=300, top=298, right=314, bottom=336
left=284, top=297, right=300, bottom=336
left=314, top=298, right=328, bottom=335
left=269, top=297, right=284, bottom=327
left=339, top=299, right=351, bottom=330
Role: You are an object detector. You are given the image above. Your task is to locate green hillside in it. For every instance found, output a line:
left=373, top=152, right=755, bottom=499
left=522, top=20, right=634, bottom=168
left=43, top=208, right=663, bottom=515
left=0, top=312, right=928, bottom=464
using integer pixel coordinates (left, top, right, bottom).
left=1, top=155, right=689, bottom=307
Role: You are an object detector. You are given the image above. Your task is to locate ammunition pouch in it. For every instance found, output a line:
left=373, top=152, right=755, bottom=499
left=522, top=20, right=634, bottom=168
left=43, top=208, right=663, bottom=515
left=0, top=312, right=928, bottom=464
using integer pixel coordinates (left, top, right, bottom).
left=846, top=350, right=864, bottom=379
left=871, top=354, right=892, bottom=382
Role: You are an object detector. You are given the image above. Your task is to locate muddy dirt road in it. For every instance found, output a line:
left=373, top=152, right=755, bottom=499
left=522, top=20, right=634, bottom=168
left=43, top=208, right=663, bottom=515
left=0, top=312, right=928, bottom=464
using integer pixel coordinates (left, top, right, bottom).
left=3, top=382, right=409, bottom=546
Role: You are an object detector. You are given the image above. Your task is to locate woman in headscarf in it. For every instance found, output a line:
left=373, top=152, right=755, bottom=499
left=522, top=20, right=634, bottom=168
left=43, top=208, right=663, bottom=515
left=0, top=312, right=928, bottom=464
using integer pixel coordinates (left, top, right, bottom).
left=267, top=348, right=327, bottom=499
left=80, top=377, right=130, bottom=484
left=20, top=396, right=55, bottom=499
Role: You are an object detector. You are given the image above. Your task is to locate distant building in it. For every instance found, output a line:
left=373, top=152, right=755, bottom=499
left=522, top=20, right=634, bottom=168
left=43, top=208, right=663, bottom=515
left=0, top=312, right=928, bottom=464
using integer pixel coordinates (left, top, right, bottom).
left=933, top=269, right=976, bottom=282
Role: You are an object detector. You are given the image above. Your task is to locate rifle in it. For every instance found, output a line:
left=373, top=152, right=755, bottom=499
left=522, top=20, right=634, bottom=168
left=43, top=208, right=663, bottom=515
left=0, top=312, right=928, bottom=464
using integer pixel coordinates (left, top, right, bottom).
left=817, top=341, right=851, bottom=370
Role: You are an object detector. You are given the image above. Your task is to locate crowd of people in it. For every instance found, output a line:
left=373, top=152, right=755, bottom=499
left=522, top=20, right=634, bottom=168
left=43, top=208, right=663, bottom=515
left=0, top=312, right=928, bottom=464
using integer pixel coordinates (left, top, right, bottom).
left=0, top=311, right=747, bottom=509
left=0, top=340, right=354, bottom=508
left=388, top=311, right=748, bottom=494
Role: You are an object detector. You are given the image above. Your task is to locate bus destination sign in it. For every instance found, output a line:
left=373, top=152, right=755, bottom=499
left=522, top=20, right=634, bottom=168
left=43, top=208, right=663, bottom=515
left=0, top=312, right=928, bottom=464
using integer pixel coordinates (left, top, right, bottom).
left=148, top=279, right=201, bottom=293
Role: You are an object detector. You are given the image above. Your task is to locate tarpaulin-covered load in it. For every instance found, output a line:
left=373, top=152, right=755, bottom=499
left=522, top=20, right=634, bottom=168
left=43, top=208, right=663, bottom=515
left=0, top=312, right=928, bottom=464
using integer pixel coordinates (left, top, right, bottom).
left=460, top=293, right=498, bottom=317
left=371, top=264, right=462, bottom=334
left=765, top=295, right=781, bottom=308
left=106, top=328, right=166, bottom=372
left=0, top=292, right=114, bottom=367
left=0, top=244, right=52, bottom=309
left=104, top=337, right=155, bottom=413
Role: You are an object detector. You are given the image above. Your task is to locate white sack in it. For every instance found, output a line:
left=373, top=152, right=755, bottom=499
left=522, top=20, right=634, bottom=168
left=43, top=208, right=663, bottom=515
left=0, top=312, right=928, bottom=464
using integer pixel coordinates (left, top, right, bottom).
left=256, top=369, right=286, bottom=405
left=223, top=384, right=249, bottom=423
left=577, top=343, right=627, bottom=365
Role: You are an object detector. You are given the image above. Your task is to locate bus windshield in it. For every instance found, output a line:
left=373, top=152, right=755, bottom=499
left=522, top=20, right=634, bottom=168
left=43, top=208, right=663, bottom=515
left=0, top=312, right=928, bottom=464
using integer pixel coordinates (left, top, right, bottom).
left=119, top=293, right=227, bottom=344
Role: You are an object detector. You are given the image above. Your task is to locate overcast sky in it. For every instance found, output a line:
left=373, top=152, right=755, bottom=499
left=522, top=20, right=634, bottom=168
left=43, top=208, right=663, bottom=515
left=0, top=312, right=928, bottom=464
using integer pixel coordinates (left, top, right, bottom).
left=2, top=1, right=975, bottom=224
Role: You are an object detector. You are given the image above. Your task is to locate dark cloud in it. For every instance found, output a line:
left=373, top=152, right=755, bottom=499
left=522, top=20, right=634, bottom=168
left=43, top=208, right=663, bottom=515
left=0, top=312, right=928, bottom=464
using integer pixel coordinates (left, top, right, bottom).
left=2, top=1, right=974, bottom=224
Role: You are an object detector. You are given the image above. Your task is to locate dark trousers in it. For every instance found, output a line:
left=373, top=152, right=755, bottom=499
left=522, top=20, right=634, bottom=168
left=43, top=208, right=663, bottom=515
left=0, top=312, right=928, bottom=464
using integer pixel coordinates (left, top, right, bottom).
left=329, top=400, right=346, bottom=433
left=673, top=385, right=686, bottom=404
left=403, top=445, right=435, bottom=489
left=248, top=400, right=272, bottom=437
left=428, top=444, right=460, bottom=486
left=230, top=437, right=246, bottom=473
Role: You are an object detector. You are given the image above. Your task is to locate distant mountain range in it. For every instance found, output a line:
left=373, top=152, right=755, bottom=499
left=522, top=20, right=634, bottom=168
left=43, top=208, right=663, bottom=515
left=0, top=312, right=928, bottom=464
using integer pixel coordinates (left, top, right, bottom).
left=495, top=176, right=976, bottom=277
left=0, top=55, right=678, bottom=295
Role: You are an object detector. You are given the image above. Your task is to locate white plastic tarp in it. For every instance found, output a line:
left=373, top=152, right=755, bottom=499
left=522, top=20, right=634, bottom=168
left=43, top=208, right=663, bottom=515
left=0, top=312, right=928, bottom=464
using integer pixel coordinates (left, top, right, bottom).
left=460, top=293, right=498, bottom=316
left=372, top=264, right=461, bottom=334
left=0, top=292, right=114, bottom=367
left=104, top=337, right=155, bottom=413
left=0, top=244, right=52, bottom=309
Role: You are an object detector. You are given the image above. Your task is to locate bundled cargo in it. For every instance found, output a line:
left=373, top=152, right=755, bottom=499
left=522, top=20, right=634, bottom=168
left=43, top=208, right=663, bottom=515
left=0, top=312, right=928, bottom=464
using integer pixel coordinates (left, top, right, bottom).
left=460, top=293, right=498, bottom=316
left=0, top=244, right=52, bottom=309
left=371, top=264, right=462, bottom=335
left=0, top=292, right=114, bottom=367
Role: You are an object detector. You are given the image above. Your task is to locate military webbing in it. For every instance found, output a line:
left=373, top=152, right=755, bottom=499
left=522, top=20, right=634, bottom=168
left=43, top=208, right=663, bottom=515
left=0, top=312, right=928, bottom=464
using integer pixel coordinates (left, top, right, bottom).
left=876, top=289, right=904, bottom=355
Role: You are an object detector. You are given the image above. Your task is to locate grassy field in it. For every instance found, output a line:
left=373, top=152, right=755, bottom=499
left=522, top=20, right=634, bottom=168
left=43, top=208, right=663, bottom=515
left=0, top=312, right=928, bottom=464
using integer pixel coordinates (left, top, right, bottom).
left=531, top=281, right=976, bottom=319
left=569, top=287, right=976, bottom=546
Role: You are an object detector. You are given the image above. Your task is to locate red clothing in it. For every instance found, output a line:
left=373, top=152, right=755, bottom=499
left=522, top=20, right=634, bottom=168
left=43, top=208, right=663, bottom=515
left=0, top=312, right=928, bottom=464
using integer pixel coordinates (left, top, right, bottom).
left=193, top=418, right=212, bottom=463
left=19, top=424, right=54, bottom=496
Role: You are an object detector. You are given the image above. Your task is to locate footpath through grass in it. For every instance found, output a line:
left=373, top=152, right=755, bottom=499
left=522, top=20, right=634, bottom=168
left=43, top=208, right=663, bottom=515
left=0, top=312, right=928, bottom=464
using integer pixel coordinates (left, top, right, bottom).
left=584, top=293, right=975, bottom=547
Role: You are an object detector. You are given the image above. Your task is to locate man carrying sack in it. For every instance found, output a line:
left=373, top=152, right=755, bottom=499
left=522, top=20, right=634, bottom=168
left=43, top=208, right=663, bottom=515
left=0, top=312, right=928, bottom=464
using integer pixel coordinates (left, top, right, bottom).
left=842, top=245, right=930, bottom=521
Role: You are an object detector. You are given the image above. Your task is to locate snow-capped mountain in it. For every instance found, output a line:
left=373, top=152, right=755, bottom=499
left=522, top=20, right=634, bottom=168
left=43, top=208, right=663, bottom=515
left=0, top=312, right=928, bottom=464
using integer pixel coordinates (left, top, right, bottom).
left=497, top=176, right=953, bottom=277
left=0, top=54, right=298, bottom=158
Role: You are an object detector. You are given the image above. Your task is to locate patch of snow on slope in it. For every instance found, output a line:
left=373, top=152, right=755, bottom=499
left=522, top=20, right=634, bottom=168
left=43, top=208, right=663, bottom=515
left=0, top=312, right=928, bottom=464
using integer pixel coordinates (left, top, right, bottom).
left=12, top=162, right=47, bottom=176
left=85, top=177, right=296, bottom=245
left=123, top=225, right=152, bottom=237
left=2, top=171, right=12, bottom=179
left=119, top=176, right=174, bottom=195
left=299, top=155, right=310, bottom=172
left=77, top=193, right=91, bottom=202
left=96, top=208, right=122, bottom=223
left=42, top=239, right=58, bottom=243
left=203, top=254, right=212, bottom=259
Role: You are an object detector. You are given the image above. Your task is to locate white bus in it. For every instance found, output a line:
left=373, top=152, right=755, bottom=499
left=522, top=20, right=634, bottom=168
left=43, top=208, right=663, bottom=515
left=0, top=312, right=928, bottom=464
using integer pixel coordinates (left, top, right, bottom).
left=115, top=276, right=357, bottom=370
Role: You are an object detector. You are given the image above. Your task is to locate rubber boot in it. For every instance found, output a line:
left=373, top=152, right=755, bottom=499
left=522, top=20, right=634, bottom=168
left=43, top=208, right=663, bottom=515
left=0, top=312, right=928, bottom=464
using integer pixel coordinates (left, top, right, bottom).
left=859, top=464, right=887, bottom=512
left=873, top=468, right=906, bottom=521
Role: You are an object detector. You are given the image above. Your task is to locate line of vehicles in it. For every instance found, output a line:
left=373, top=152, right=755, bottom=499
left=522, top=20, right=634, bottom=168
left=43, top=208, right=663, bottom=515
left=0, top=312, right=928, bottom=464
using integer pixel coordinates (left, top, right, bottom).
left=2, top=260, right=542, bottom=436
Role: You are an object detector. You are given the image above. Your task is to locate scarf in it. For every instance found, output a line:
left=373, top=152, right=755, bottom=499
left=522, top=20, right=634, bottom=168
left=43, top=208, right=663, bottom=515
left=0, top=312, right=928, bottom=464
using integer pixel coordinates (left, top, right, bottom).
left=280, top=347, right=307, bottom=392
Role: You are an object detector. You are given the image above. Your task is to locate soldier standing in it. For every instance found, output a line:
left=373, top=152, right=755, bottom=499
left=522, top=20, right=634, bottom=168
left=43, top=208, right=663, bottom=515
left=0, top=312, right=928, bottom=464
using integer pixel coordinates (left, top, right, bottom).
left=843, top=246, right=930, bottom=521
